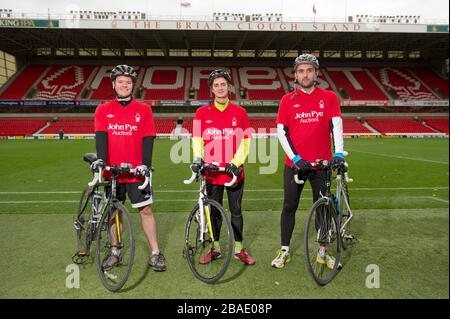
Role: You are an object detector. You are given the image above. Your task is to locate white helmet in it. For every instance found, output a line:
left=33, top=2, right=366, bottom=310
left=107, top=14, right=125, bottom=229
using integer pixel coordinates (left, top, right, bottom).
left=294, top=54, right=319, bottom=69
left=110, top=64, right=137, bottom=83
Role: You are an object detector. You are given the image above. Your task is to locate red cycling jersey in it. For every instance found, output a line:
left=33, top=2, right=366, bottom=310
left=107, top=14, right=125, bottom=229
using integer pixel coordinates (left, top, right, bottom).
left=193, top=102, right=250, bottom=185
left=94, top=99, right=156, bottom=183
left=276, top=86, right=341, bottom=166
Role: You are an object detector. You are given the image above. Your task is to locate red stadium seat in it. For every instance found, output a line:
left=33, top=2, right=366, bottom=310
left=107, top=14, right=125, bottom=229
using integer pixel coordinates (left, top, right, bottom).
left=368, top=67, right=439, bottom=100
left=0, top=118, right=48, bottom=136
left=422, top=118, right=449, bottom=134
left=40, top=118, right=94, bottom=134
left=365, top=118, right=436, bottom=134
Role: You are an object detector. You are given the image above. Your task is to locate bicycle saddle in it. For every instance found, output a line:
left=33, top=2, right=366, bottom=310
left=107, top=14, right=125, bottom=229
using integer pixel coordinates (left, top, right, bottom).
left=83, top=153, right=98, bottom=164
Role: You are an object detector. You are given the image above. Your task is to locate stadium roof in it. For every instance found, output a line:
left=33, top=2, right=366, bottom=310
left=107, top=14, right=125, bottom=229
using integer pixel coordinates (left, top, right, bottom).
left=0, top=27, right=448, bottom=60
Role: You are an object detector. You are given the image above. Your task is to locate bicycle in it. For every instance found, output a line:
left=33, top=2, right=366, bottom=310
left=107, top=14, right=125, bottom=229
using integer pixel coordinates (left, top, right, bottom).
left=72, top=153, right=149, bottom=292
left=296, top=158, right=354, bottom=286
left=182, top=162, right=240, bottom=284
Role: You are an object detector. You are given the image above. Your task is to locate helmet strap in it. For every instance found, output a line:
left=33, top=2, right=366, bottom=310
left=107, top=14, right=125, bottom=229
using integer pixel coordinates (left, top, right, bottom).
left=116, top=93, right=133, bottom=100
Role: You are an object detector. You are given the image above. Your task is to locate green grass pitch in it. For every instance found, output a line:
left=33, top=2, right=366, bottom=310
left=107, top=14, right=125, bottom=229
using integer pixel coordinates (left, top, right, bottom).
left=0, top=138, right=448, bottom=298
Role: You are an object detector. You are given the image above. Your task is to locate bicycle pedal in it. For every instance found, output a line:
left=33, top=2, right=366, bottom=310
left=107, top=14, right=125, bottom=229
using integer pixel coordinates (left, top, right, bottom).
left=72, top=252, right=89, bottom=264
left=344, top=234, right=355, bottom=240
left=183, top=244, right=195, bottom=258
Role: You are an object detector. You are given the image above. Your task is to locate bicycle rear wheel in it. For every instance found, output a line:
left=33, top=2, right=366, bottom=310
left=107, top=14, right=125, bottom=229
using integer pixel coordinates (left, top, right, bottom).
left=73, top=187, right=97, bottom=263
left=304, top=197, right=341, bottom=286
left=96, top=202, right=135, bottom=292
left=184, top=198, right=233, bottom=284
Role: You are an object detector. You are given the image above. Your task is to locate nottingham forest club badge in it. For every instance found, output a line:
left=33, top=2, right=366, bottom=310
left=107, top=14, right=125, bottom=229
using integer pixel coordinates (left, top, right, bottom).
left=135, top=113, right=141, bottom=123
left=232, top=117, right=237, bottom=127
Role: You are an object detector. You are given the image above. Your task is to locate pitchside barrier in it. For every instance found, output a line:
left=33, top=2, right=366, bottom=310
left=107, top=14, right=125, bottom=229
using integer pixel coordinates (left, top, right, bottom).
left=1, top=132, right=448, bottom=140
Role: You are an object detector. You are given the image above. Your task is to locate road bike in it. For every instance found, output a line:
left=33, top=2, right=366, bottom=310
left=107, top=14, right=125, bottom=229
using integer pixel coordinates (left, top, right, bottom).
left=72, top=153, right=149, bottom=291
left=297, top=158, right=354, bottom=286
left=182, top=162, right=240, bottom=284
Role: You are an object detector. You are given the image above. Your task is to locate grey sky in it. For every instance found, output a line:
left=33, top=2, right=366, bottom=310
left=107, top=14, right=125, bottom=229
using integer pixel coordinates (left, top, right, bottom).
left=1, top=0, right=448, bottom=21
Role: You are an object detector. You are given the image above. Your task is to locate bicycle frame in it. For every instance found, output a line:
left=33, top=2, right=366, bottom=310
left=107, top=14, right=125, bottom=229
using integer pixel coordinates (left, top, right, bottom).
left=295, top=159, right=353, bottom=243
left=334, top=170, right=353, bottom=238
left=184, top=163, right=238, bottom=243
left=75, top=163, right=149, bottom=254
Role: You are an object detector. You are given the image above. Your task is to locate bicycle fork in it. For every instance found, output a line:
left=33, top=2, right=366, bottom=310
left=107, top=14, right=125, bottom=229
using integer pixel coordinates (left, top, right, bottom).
left=335, top=178, right=353, bottom=236
left=197, top=195, right=215, bottom=243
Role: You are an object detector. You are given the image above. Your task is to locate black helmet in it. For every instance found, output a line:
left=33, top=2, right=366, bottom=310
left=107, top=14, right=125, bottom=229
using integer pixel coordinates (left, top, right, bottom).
left=208, top=69, right=232, bottom=87
left=294, top=54, right=319, bottom=70
left=110, top=64, right=137, bottom=83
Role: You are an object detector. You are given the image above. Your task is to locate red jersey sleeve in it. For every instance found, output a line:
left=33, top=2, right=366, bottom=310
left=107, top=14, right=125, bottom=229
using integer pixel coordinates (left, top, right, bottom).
left=276, top=95, right=289, bottom=127
left=143, top=104, right=156, bottom=137
left=94, top=104, right=107, bottom=132
left=328, top=91, right=342, bottom=118
left=241, top=108, right=251, bottom=138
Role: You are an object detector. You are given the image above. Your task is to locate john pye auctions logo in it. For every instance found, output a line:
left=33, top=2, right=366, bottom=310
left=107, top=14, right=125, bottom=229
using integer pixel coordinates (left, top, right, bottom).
left=108, top=123, right=138, bottom=136
left=295, top=111, right=324, bottom=123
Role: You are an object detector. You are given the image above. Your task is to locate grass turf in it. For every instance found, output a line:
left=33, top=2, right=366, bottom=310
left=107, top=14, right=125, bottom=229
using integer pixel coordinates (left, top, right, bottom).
left=0, top=138, right=448, bottom=298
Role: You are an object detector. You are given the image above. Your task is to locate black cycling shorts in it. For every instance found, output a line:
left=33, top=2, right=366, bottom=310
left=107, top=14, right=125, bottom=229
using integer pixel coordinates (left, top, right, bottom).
left=107, top=182, right=153, bottom=209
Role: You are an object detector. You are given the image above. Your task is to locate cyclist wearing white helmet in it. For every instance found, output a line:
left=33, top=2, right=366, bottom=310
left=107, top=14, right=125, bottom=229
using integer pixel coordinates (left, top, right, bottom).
left=271, top=54, right=345, bottom=269
left=190, top=69, right=256, bottom=266
left=92, top=64, right=167, bottom=272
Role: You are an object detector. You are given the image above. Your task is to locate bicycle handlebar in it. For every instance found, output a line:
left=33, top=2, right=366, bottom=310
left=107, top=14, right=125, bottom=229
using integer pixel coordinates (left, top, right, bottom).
left=293, top=159, right=353, bottom=185
left=184, top=163, right=239, bottom=187
left=88, top=166, right=150, bottom=190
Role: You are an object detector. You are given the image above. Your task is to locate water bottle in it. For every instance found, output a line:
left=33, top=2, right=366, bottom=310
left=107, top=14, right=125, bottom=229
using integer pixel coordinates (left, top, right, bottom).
left=92, top=192, right=102, bottom=219
left=333, top=195, right=340, bottom=214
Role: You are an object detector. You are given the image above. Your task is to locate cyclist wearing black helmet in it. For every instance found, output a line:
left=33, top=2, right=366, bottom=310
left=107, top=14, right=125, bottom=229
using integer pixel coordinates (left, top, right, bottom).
left=92, top=64, right=167, bottom=272
left=271, top=54, right=345, bottom=269
left=190, top=69, right=256, bottom=266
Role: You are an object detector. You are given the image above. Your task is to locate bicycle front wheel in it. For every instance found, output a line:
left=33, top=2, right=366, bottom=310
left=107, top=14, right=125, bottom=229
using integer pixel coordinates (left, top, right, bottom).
left=339, top=183, right=353, bottom=250
left=96, top=202, right=135, bottom=292
left=304, top=197, right=342, bottom=286
left=73, top=187, right=96, bottom=262
left=184, top=198, right=234, bottom=284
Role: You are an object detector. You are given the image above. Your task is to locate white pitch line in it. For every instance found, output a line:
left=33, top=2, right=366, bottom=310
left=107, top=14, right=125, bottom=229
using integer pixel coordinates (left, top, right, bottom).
left=0, top=186, right=447, bottom=195
left=0, top=200, right=79, bottom=204
left=0, top=198, right=283, bottom=204
left=426, top=196, right=449, bottom=204
left=1, top=196, right=448, bottom=205
left=347, top=149, right=449, bottom=164
left=0, top=191, right=80, bottom=194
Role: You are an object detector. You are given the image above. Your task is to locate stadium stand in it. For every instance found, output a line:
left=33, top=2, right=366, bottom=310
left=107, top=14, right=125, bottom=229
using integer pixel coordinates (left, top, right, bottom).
left=154, top=118, right=178, bottom=134
left=1, top=65, right=448, bottom=103
left=238, top=67, right=286, bottom=100
left=325, top=68, right=390, bottom=100
left=40, top=118, right=94, bottom=134
left=342, top=118, right=374, bottom=134
left=365, top=118, right=437, bottom=134
left=181, top=117, right=194, bottom=134
left=39, top=117, right=179, bottom=135
left=249, top=118, right=277, bottom=132
left=0, top=13, right=447, bottom=139
left=141, top=66, right=186, bottom=100
left=34, top=65, right=96, bottom=100
left=0, top=65, right=47, bottom=99
left=368, top=67, right=439, bottom=100
left=422, top=118, right=449, bottom=134
left=410, top=68, right=449, bottom=97
left=0, top=118, right=48, bottom=136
